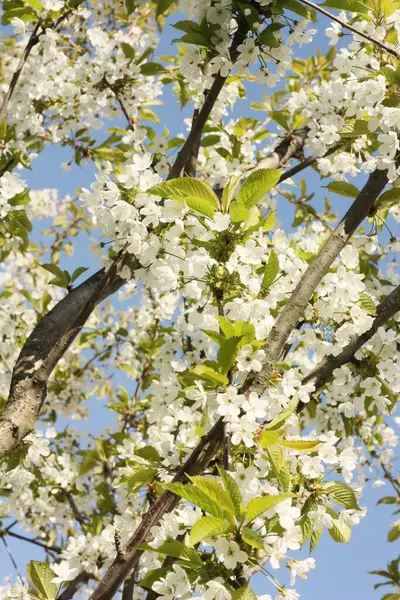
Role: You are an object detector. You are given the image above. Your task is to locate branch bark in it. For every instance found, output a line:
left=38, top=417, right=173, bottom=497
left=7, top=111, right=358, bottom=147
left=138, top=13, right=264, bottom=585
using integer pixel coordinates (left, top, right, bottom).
left=0, top=253, right=136, bottom=459
left=168, top=19, right=248, bottom=179
left=244, top=167, right=388, bottom=396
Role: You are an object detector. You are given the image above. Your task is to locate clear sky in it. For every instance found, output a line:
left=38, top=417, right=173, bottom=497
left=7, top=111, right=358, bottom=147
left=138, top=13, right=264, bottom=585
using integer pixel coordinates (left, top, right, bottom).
left=0, top=7, right=399, bottom=600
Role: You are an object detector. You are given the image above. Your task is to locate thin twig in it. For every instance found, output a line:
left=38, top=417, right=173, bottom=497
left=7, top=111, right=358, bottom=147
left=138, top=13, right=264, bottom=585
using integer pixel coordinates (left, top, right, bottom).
left=4, top=529, right=61, bottom=554
left=1, top=535, right=22, bottom=580
left=0, top=21, right=42, bottom=124
left=298, top=0, right=400, bottom=59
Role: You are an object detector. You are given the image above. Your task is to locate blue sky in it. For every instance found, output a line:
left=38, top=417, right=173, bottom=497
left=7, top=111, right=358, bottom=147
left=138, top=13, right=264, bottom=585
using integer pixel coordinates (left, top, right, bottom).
left=1, top=6, right=399, bottom=600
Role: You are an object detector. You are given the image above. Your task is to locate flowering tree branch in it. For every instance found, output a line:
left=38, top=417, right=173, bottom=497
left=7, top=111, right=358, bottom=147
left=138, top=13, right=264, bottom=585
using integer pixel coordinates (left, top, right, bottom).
left=303, top=283, right=400, bottom=391
left=298, top=0, right=400, bottom=60
left=246, top=167, right=389, bottom=395
left=0, top=253, right=135, bottom=459
left=168, top=19, right=249, bottom=179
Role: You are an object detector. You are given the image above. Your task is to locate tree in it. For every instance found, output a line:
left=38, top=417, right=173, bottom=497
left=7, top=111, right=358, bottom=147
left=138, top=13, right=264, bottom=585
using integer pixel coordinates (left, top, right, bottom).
left=0, top=1, right=399, bottom=600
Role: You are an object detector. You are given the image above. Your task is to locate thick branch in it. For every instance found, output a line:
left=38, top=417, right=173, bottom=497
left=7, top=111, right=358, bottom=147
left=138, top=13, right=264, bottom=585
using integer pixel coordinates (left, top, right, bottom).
left=245, top=167, right=388, bottom=395
left=0, top=254, right=137, bottom=459
left=88, top=417, right=224, bottom=600
left=298, top=0, right=400, bottom=60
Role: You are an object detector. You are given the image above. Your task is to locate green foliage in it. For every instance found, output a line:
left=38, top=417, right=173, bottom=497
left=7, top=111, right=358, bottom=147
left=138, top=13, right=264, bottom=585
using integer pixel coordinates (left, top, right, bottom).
left=27, top=561, right=58, bottom=600
left=245, top=493, right=292, bottom=522
left=237, top=168, right=282, bottom=209
left=148, top=177, right=220, bottom=217
left=323, top=481, right=360, bottom=510
left=189, top=516, right=234, bottom=545
left=262, top=250, right=280, bottom=290
left=324, top=181, right=360, bottom=198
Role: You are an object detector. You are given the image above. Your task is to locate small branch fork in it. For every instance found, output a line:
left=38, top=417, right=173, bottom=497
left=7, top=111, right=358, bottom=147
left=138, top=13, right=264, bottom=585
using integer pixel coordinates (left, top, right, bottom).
left=298, top=0, right=400, bottom=60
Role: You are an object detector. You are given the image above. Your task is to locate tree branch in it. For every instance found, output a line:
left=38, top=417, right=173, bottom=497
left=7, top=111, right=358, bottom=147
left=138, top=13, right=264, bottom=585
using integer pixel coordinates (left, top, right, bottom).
left=88, top=417, right=224, bottom=600
left=298, top=0, right=400, bottom=60
left=0, top=22, right=42, bottom=125
left=302, top=283, right=400, bottom=391
left=3, top=529, right=61, bottom=554
left=168, top=19, right=249, bottom=179
left=0, top=252, right=138, bottom=459
left=244, top=167, right=389, bottom=395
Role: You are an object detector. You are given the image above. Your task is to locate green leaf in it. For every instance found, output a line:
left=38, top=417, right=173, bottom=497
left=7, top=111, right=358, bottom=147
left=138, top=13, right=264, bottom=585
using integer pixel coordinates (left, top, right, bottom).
left=310, top=527, right=323, bottom=553
left=230, top=201, right=250, bottom=223
left=377, top=497, right=399, bottom=505
left=388, top=524, right=400, bottom=542
left=237, top=168, right=282, bottom=208
left=339, top=118, right=369, bottom=138
left=241, top=527, right=265, bottom=549
left=189, top=516, right=234, bottom=546
left=71, top=267, right=89, bottom=284
left=184, top=195, right=215, bottom=218
left=277, top=439, right=322, bottom=451
left=265, top=445, right=291, bottom=492
left=40, top=263, right=70, bottom=281
left=281, top=0, right=317, bottom=20
left=359, top=293, right=377, bottom=316
left=23, top=0, right=44, bottom=9
left=265, top=397, right=298, bottom=431
left=231, top=585, right=258, bottom=600
left=326, top=509, right=351, bottom=543
left=156, top=0, right=176, bottom=17
left=270, top=109, right=290, bottom=130
left=135, top=446, right=161, bottom=464
left=164, top=482, right=230, bottom=520
left=324, top=181, right=360, bottom=198
left=217, top=337, right=242, bottom=375
left=378, top=187, right=400, bottom=205
left=258, top=22, right=285, bottom=48
left=140, top=539, right=202, bottom=566
left=189, top=364, right=228, bottom=387
left=259, top=430, right=280, bottom=448
left=246, top=493, right=293, bottom=522
left=222, top=175, right=241, bottom=212
left=323, top=482, right=359, bottom=509
left=138, top=568, right=170, bottom=590
left=27, top=561, right=58, bottom=600
left=140, top=62, right=166, bottom=75
left=201, top=134, right=221, bottom=147
left=321, top=0, right=370, bottom=12
left=124, top=0, right=136, bottom=14
left=148, top=177, right=220, bottom=212
left=187, top=475, right=236, bottom=523
left=262, top=250, right=279, bottom=289
left=121, top=42, right=136, bottom=60
left=2, top=6, right=36, bottom=24
left=218, top=468, right=243, bottom=521
left=121, top=467, right=157, bottom=494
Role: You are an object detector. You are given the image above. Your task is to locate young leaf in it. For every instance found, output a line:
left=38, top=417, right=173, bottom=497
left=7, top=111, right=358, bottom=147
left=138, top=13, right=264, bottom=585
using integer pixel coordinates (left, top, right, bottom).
left=164, top=482, right=229, bottom=520
left=147, top=177, right=220, bottom=210
left=326, top=509, right=351, bottom=543
left=71, top=267, right=89, bottom=284
left=27, top=561, right=58, bottom=600
left=231, top=585, right=258, bottom=600
left=189, top=516, right=234, bottom=546
left=262, top=250, right=279, bottom=289
left=245, top=493, right=293, bottom=522
left=230, top=201, right=250, bottom=223
left=189, top=364, right=228, bottom=387
left=218, top=467, right=243, bottom=521
left=259, top=430, right=280, bottom=448
left=237, top=168, right=282, bottom=208
left=324, top=181, right=360, bottom=198
left=241, top=527, right=265, bottom=549
left=323, top=482, right=360, bottom=510
left=277, top=439, right=322, bottom=451
left=222, top=175, right=241, bottom=212
left=187, top=475, right=236, bottom=523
